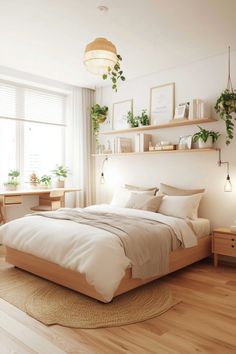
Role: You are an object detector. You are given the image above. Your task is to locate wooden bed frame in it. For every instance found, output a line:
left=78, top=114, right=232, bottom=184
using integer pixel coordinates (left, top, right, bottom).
left=5, top=235, right=211, bottom=303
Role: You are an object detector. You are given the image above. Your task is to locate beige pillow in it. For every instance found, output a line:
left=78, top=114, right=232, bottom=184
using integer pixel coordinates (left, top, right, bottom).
left=126, top=193, right=163, bottom=212
left=159, top=183, right=205, bottom=196
left=125, top=184, right=158, bottom=195
left=111, top=188, right=154, bottom=207
left=158, top=194, right=203, bottom=219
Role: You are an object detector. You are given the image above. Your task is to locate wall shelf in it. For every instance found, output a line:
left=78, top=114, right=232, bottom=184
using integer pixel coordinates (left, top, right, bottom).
left=100, top=118, right=217, bottom=135
left=92, top=148, right=218, bottom=157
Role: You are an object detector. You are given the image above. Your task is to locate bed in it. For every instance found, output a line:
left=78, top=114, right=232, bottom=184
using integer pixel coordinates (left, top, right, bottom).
left=0, top=204, right=211, bottom=303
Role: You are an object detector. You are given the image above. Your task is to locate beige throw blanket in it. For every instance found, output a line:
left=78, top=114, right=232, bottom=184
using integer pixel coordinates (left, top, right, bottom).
left=30, top=208, right=180, bottom=279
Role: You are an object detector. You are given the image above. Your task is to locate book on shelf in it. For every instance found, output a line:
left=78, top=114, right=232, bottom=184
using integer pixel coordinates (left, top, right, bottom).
left=189, top=99, right=211, bottom=119
left=135, top=133, right=152, bottom=152
left=114, top=137, right=132, bottom=153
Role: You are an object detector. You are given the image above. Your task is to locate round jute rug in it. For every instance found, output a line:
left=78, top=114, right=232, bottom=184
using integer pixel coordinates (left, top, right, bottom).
left=0, top=267, right=180, bottom=329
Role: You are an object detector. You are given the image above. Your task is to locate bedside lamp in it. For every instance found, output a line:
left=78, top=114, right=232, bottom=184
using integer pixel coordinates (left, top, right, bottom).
left=218, top=149, right=232, bottom=192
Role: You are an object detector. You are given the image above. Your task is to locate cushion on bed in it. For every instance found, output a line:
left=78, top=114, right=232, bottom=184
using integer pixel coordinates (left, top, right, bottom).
left=158, top=194, right=203, bottom=220
left=110, top=188, right=154, bottom=207
left=125, top=184, right=158, bottom=195
left=126, top=193, right=163, bottom=212
left=158, top=183, right=205, bottom=196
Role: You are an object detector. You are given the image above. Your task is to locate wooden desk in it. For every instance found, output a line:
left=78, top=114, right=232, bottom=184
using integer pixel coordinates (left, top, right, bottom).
left=0, top=188, right=80, bottom=224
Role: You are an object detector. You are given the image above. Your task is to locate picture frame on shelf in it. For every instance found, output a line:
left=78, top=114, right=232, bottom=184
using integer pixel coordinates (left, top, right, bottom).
left=150, top=82, right=175, bottom=125
left=178, top=135, right=192, bottom=150
left=112, top=99, right=133, bottom=130
left=173, top=102, right=190, bottom=120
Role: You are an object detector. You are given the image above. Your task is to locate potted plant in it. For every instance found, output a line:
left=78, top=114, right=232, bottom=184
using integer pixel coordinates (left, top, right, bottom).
left=39, top=175, right=52, bottom=188
left=192, top=126, right=220, bottom=148
left=137, top=110, right=150, bottom=126
left=90, top=104, right=109, bottom=148
left=127, top=111, right=139, bottom=128
left=51, top=165, right=70, bottom=188
left=215, top=89, right=236, bottom=145
left=215, top=47, right=236, bottom=145
left=4, top=170, right=20, bottom=191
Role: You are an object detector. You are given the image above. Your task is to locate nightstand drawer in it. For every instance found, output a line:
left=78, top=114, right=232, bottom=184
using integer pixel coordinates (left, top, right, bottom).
left=213, top=237, right=236, bottom=257
left=4, top=195, right=22, bottom=205
left=214, top=232, right=236, bottom=241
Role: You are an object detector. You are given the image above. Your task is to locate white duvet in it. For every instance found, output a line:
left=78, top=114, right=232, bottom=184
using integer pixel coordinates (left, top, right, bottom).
left=0, top=205, right=197, bottom=302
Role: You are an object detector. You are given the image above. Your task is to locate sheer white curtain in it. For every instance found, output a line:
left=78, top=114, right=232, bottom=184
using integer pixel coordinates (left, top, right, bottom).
left=70, top=87, right=95, bottom=207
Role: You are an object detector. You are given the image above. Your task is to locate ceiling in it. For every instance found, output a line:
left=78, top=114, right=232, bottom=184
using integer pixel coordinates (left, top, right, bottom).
left=0, top=0, right=235, bottom=88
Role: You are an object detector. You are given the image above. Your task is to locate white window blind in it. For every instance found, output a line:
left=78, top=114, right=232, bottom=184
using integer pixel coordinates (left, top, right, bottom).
left=0, top=83, right=17, bottom=118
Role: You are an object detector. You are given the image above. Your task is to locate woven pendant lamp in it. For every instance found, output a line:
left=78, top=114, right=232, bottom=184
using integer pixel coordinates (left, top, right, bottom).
left=84, top=37, right=117, bottom=75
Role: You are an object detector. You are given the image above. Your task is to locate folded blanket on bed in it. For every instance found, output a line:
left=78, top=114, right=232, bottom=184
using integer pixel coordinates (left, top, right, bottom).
left=29, top=208, right=181, bottom=279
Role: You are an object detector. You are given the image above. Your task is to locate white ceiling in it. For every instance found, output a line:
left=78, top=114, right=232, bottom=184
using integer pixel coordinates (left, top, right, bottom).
left=0, top=0, right=235, bottom=88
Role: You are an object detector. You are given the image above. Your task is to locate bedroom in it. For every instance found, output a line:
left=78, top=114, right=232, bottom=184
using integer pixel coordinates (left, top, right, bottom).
left=0, top=0, right=235, bottom=353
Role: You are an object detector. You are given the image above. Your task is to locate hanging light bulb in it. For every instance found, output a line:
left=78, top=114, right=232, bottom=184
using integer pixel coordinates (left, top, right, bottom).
left=100, top=172, right=105, bottom=184
left=224, top=174, right=232, bottom=192
left=83, top=38, right=117, bottom=75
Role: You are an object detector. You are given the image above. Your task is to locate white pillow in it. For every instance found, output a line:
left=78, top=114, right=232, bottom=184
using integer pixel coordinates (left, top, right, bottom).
left=158, top=194, right=203, bottom=220
left=110, top=188, right=154, bottom=208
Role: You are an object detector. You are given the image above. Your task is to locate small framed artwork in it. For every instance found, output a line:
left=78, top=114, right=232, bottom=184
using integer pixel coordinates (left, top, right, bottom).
left=178, top=135, right=192, bottom=150
left=112, top=99, right=133, bottom=130
left=150, top=83, right=175, bottom=125
left=174, top=102, right=190, bottom=120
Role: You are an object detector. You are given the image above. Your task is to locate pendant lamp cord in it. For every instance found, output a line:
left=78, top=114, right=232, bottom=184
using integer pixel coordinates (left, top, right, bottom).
left=227, top=46, right=233, bottom=92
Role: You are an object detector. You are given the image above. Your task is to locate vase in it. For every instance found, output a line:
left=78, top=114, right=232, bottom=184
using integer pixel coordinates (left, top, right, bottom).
left=198, top=138, right=213, bottom=149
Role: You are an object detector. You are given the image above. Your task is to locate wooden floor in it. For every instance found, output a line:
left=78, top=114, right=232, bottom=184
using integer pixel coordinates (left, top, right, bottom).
left=0, top=246, right=236, bottom=354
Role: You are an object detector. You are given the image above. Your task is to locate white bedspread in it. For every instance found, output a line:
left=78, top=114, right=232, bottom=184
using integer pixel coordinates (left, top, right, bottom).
left=0, top=205, right=197, bottom=302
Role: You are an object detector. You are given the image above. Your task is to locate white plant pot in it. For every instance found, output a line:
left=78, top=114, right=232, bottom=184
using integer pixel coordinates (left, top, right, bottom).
left=4, top=184, right=17, bottom=191
left=55, top=180, right=65, bottom=188
left=198, top=138, right=213, bottom=149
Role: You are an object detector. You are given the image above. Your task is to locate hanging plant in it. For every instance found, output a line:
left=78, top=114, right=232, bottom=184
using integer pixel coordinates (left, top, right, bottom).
left=215, top=47, right=236, bottom=145
left=90, top=104, right=109, bottom=147
left=102, top=54, right=126, bottom=92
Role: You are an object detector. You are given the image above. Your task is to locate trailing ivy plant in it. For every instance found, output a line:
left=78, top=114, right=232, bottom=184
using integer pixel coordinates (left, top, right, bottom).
left=215, top=89, right=236, bottom=145
left=192, top=126, right=220, bottom=143
left=102, top=54, right=126, bottom=92
left=90, top=104, right=108, bottom=147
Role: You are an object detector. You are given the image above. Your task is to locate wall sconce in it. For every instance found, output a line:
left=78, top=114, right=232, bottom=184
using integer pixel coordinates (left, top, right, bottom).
left=218, top=149, right=232, bottom=192
left=100, top=156, right=108, bottom=184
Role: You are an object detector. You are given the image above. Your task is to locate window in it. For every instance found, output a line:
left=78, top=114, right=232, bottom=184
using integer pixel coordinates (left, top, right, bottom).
left=0, top=81, right=66, bottom=185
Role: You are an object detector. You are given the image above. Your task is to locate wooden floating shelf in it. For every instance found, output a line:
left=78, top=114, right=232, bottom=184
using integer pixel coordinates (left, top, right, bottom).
left=92, top=148, right=218, bottom=157
left=100, top=118, right=217, bottom=135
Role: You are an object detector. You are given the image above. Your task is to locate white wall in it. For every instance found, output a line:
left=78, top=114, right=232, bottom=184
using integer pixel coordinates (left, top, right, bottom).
left=95, top=51, right=236, bottom=229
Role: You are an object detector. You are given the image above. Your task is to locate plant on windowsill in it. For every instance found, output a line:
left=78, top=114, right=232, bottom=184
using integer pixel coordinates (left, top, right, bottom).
left=51, top=165, right=70, bottom=188
left=192, top=126, right=220, bottom=149
left=39, top=175, right=52, bottom=188
left=4, top=170, right=20, bottom=191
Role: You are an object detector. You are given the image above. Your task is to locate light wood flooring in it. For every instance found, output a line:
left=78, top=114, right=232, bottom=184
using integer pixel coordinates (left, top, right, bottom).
left=0, top=246, right=236, bottom=354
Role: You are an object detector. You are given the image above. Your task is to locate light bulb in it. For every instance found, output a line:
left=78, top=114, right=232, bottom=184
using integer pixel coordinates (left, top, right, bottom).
left=100, top=172, right=105, bottom=184
left=224, top=174, right=232, bottom=192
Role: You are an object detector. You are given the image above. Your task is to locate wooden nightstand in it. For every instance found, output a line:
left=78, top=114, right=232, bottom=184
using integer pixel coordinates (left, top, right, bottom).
left=212, top=228, right=236, bottom=266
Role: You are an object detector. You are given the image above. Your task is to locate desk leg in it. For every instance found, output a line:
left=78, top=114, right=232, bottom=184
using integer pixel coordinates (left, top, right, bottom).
left=214, top=253, right=218, bottom=267
left=0, top=205, right=6, bottom=224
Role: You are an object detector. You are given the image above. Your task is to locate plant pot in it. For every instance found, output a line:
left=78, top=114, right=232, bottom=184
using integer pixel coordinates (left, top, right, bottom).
left=97, top=114, right=107, bottom=124
left=55, top=180, right=64, bottom=188
left=198, top=138, right=213, bottom=149
left=39, top=183, right=51, bottom=189
left=4, top=184, right=17, bottom=191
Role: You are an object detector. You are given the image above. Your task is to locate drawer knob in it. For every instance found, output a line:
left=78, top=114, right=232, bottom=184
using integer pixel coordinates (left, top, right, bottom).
left=232, top=238, right=235, bottom=241
left=232, top=245, right=235, bottom=248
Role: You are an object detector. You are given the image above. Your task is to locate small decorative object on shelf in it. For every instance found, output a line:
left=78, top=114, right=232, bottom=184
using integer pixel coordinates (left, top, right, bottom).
left=151, top=141, right=176, bottom=151
left=114, top=137, right=132, bottom=153
left=30, top=172, right=39, bottom=188
left=178, top=135, right=192, bottom=150
left=51, top=165, right=70, bottom=188
left=174, top=102, right=190, bottom=120
left=4, top=170, right=20, bottom=191
left=103, top=140, right=113, bottom=154
left=188, top=99, right=211, bottom=120
left=215, top=46, right=236, bottom=145
left=135, top=133, right=152, bottom=152
left=192, top=126, right=220, bottom=149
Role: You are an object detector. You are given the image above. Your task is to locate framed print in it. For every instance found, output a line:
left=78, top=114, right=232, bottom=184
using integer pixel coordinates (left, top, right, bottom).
left=112, top=99, right=133, bottom=130
left=178, top=135, right=192, bottom=150
left=150, top=83, right=175, bottom=125
left=174, top=102, right=190, bottom=120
